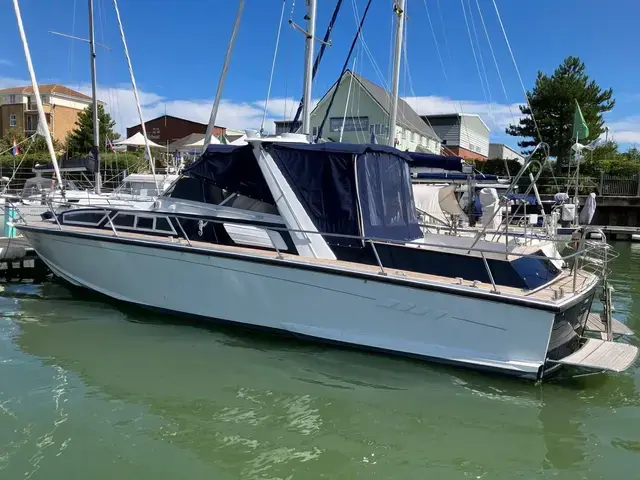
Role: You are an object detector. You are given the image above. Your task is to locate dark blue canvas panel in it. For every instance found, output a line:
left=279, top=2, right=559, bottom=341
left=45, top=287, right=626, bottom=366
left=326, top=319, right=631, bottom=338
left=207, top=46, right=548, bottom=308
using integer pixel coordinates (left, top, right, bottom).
left=507, top=193, right=537, bottom=205
left=407, top=152, right=464, bottom=171
left=356, top=150, right=422, bottom=242
left=184, top=144, right=274, bottom=203
left=265, top=143, right=361, bottom=247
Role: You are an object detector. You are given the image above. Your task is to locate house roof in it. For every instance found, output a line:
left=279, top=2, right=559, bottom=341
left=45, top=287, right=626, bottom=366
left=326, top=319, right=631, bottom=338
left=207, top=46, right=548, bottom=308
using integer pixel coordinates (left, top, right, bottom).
left=128, top=114, right=213, bottom=130
left=0, top=84, right=93, bottom=101
left=313, top=70, right=440, bottom=141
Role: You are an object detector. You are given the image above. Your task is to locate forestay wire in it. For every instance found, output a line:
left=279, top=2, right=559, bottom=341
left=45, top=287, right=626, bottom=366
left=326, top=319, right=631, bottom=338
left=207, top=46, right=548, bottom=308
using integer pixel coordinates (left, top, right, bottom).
left=112, top=0, right=158, bottom=189
left=261, top=0, right=287, bottom=134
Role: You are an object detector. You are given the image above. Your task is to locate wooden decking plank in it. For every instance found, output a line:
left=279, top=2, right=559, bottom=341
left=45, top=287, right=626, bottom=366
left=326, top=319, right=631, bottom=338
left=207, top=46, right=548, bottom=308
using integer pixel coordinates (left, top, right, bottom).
left=555, top=339, right=638, bottom=372
left=585, top=312, right=634, bottom=336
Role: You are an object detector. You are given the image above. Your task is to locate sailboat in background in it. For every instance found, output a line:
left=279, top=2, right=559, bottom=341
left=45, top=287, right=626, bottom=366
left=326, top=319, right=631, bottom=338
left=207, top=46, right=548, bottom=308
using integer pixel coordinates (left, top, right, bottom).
left=6, top=0, right=176, bottom=221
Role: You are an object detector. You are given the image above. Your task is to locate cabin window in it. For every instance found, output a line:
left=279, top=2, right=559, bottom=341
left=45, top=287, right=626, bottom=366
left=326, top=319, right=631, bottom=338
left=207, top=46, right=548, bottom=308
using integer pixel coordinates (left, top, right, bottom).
left=112, top=213, right=135, bottom=227
left=155, top=217, right=174, bottom=233
left=9, top=114, right=16, bottom=127
left=64, top=210, right=107, bottom=226
left=110, top=212, right=176, bottom=234
left=135, top=216, right=154, bottom=230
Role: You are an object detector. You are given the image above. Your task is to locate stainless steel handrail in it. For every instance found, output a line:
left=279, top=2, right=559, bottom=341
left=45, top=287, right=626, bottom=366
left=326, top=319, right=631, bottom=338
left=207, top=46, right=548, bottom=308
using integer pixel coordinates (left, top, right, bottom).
left=22, top=205, right=598, bottom=295
left=468, top=142, right=551, bottom=251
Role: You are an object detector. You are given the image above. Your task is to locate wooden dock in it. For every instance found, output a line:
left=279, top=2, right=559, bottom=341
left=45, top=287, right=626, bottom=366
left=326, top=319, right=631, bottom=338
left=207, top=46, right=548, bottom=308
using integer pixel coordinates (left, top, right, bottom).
left=590, top=226, right=640, bottom=241
left=0, top=236, right=50, bottom=282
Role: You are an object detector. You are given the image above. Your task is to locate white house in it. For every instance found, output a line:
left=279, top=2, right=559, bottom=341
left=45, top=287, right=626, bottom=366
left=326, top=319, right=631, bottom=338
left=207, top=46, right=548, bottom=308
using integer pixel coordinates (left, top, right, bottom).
left=308, top=70, right=441, bottom=153
left=420, top=113, right=490, bottom=160
left=489, top=143, right=525, bottom=164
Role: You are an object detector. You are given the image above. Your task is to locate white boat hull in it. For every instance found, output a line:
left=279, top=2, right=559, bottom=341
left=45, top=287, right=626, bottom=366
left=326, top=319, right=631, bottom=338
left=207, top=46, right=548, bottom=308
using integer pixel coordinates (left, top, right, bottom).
left=20, top=226, right=560, bottom=378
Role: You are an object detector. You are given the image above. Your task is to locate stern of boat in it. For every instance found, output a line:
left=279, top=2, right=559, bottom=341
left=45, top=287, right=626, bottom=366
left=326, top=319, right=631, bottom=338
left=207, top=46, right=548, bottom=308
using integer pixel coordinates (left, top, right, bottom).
left=542, top=232, right=638, bottom=378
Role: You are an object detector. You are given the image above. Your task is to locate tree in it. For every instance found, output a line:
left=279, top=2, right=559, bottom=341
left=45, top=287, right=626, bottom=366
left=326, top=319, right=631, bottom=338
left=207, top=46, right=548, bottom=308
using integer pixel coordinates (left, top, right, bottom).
left=506, top=56, right=615, bottom=168
left=65, top=104, right=120, bottom=155
left=0, top=127, right=63, bottom=155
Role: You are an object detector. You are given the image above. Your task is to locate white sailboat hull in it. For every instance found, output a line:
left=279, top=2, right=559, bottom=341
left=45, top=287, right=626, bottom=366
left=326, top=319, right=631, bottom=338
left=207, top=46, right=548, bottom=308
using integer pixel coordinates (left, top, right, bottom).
left=21, top=227, right=559, bottom=378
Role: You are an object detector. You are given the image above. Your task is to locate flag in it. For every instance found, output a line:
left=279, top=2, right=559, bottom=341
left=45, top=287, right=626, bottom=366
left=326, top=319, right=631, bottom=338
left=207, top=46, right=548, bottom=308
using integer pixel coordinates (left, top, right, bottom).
left=105, top=136, right=116, bottom=152
left=11, top=138, right=19, bottom=156
left=572, top=99, right=589, bottom=140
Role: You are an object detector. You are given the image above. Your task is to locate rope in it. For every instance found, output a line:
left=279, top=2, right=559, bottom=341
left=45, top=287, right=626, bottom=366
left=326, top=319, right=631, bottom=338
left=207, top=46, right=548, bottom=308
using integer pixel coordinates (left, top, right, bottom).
left=1, top=135, right=35, bottom=195
left=490, top=0, right=557, bottom=187
left=261, top=0, right=287, bottom=134
left=339, top=55, right=357, bottom=142
left=112, top=0, right=158, bottom=189
left=0, top=135, right=34, bottom=157
left=490, top=0, right=543, bottom=144
left=316, top=0, right=373, bottom=142
left=422, top=0, right=448, bottom=82
left=66, top=0, right=77, bottom=85
left=467, top=0, right=493, bottom=122
left=460, top=0, right=490, bottom=109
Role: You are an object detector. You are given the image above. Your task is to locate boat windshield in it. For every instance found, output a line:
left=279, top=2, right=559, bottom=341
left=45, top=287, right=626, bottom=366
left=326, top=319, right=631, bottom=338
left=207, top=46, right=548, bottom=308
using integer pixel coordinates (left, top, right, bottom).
left=114, top=181, right=161, bottom=198
left=21, top=178, right=78, bottom=197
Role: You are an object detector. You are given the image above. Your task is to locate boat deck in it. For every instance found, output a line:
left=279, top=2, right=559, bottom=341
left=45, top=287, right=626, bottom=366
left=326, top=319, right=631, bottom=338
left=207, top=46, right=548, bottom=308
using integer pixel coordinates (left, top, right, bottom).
left=23, top=221, right=596, bottom=304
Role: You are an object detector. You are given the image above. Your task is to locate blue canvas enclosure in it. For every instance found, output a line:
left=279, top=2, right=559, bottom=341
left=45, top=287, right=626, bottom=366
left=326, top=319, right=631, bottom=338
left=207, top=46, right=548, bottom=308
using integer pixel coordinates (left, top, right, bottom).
left=266, top=142, right=421, bottom=246
left=183, top=144, right=274, bottom=203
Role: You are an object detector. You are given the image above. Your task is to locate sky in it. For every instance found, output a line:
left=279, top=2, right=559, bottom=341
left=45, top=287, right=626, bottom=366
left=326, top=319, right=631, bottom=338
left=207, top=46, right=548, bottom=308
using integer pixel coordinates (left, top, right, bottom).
left=1, top=0, right=640, bottom=151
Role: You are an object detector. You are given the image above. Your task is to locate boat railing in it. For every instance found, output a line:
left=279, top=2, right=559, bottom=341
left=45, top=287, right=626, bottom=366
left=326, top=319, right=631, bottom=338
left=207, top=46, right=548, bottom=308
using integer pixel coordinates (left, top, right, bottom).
left=12, top=202, right=603, bottom=297
left=468, top=142, right=552, bottom=251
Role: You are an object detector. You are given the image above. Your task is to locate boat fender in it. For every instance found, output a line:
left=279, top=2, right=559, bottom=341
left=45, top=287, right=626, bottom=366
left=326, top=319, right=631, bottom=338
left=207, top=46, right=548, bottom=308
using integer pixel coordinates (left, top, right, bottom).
left=198, top=220, right=208, bottom=237
left=571, top=230, right=581, bottom=250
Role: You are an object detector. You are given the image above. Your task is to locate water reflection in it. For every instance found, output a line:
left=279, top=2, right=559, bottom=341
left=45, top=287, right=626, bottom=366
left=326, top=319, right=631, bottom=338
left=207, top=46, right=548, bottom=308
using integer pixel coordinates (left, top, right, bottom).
left=1, top=272, right=639, bottom=478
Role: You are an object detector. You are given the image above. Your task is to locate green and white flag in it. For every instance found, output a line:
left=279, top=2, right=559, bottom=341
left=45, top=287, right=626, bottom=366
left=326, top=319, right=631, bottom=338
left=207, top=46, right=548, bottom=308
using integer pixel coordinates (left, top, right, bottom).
left=572, top=99, right=589, bottom=140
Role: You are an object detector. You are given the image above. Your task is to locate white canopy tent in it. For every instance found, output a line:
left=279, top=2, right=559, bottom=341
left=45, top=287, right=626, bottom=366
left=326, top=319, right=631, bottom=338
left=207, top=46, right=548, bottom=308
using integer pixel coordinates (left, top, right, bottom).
left=184, top=135, right=221, bottom=148
left=114, top=132, right=163, bottom=148
left=227, top=134, right=248, bottom=145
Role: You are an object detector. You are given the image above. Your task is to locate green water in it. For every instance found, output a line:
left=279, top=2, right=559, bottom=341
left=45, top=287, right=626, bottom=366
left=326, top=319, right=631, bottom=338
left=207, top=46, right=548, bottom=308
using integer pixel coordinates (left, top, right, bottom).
left=0, top=246, right=639, bottom=479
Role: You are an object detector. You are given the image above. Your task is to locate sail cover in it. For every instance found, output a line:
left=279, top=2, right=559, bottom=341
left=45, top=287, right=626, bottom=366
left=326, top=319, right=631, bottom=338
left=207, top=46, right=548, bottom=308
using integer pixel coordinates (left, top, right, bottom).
left=266, top=142, right=421, bottom=245
left=183, top=144, right=274, bottom=203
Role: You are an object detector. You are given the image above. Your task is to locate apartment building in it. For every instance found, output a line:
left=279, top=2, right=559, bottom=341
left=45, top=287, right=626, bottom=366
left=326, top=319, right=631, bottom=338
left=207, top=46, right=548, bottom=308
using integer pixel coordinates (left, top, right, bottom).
left=0, top=84, right=94, bottom=143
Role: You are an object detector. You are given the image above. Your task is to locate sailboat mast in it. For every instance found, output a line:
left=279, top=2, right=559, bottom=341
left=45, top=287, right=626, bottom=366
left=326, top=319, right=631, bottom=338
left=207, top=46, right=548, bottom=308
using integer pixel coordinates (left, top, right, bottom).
left=12, top=0, right=64, bottom=189
left=203, top=0, right=245, bottom=152
left=301, top=0, right=317, bottom=135
left=388, top=0, right=405, bottom=147
left=88, top=0, right=101, bottom=193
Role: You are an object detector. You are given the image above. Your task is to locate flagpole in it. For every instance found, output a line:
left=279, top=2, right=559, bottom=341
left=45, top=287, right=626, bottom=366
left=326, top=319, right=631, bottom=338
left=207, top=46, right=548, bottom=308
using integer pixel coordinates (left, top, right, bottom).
left=574, top=132, right=580, bottom=227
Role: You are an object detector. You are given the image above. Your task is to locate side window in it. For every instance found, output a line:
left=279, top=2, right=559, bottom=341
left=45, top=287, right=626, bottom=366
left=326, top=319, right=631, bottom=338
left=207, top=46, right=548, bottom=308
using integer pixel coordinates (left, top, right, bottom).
left=112, top=213, right=135, bottom=227
left=64, top=210, right=107, bottom=226
left=135, top=216, right=154, bottom=230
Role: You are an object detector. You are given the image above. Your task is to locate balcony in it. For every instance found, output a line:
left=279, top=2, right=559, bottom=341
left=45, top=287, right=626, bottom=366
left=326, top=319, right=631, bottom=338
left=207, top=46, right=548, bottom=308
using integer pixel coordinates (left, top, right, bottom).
left=24, top=101, right=51, bottom=113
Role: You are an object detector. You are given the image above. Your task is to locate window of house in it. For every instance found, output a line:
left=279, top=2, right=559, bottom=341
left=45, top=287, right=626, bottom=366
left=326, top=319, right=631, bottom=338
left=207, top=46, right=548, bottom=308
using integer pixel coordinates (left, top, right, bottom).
left=9, top=114, right=16, bottom=127
left=312, top=126, right=319, bottom=137
left=9, top=94, right=16, bottom=104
